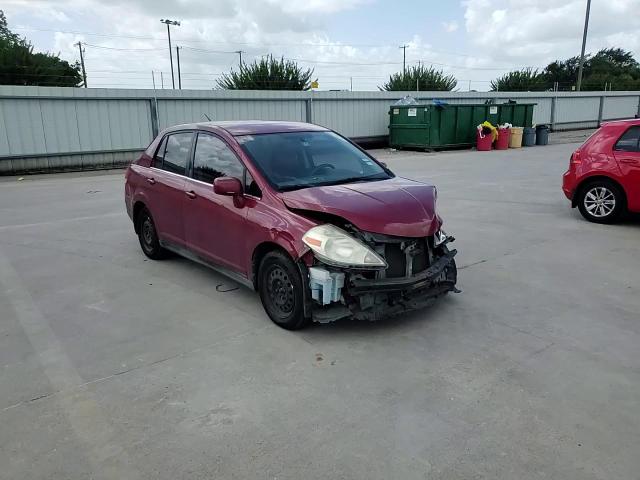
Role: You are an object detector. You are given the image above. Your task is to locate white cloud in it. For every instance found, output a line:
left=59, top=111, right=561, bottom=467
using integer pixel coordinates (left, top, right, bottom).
left=1, top=0, right=418, bottom=91
left=3, top=0, right=639, bottom=91
left=442, top=21, right=459, bottom=33
left=463, top=0, right=640, bottom=68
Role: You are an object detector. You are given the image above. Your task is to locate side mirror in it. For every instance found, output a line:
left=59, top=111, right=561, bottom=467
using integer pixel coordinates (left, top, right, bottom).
left=213, top=177, right=243, bottom=196
left=380, top=161, right=388, bottom=168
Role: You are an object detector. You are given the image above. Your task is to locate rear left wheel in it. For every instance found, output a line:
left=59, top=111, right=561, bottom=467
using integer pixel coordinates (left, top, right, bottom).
left=258, top=251, right=309, bottom=330
left=577, top=180, right=625, bottom=224
left=137, top=208, right=168, bottom=259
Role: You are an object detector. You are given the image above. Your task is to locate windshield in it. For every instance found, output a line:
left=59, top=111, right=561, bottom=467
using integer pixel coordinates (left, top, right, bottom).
left=237, top=131, right=392, bottom=191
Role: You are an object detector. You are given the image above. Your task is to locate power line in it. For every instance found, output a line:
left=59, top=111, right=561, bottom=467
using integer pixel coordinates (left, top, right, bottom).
left=181, top=46, right=238, bottom=54
left=82, top=43, right=164, bottom=51
left=10, top=25, right=533, bottom=64
left=20, top=27, right=541, bottom=72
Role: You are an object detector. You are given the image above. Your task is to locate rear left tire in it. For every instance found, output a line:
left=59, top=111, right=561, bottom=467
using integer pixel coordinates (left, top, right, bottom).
left=137, top=208, right=168, bottom=259
left=577, top=179, right=625, bottom=224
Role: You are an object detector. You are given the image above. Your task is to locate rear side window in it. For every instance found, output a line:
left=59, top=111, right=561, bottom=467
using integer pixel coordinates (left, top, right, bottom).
left=614, top=126, right=640, bottom=152
left=192, top=133, right=245, bottom=183
left=161, top=132, right=193, bottom=175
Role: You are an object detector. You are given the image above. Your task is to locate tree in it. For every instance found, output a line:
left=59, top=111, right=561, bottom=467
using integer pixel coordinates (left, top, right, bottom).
left=0, top=11, right=19, bottom=43
left=490, top=68, right=548, bottom=92
left=380, top=65, right=457, bottom=91
left=216, top=56, right=314, bottom=90
left=0, top=10, right=82, bottom=87
left=491, top=48, right=640, bottom=92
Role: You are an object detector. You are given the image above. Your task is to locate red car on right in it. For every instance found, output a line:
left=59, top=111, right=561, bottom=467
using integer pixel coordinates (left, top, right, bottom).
left=563, top=118, right=640, bottom=223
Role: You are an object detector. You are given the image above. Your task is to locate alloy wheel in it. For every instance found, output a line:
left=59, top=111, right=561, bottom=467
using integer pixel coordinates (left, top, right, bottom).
left=583, top=186, right=616, bottom=218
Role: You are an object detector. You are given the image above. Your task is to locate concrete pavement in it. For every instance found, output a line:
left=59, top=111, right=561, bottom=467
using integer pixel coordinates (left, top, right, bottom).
left=1, top=143, right=639, bottom=479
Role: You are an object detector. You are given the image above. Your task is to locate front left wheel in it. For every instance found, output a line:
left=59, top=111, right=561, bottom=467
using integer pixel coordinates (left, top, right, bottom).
left=258, top=251, right=309, bottom=330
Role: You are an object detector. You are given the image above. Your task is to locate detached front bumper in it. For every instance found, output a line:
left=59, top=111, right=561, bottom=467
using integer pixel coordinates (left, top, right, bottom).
left=307, top=239, right=458, bottom=323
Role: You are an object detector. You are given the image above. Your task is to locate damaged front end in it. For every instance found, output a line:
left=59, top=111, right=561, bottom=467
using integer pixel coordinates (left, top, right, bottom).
left=302, top=224, right=458, bottom=323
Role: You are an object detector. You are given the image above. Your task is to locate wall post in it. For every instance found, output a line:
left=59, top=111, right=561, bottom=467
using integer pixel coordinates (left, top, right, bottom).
left=149, top=97, right=159, bottom=137
left=597, top=94, right=605, bottom=126
left=305, top=97, right=313, bottom=124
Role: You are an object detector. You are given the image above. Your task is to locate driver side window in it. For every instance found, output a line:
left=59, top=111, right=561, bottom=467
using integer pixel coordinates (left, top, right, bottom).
left=193, top=133, right=245, bottom=184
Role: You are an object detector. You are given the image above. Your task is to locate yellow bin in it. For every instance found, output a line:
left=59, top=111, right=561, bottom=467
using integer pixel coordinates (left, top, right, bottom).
left=509, top=127, right=523, bottom=148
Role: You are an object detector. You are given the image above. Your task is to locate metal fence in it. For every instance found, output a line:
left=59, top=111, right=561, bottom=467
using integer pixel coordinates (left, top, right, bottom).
left=1, top=85, right=639, bottom=174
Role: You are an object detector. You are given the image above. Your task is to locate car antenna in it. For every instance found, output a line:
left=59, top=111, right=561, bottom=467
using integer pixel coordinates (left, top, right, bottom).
left=203, top=113, right=212, bottom=121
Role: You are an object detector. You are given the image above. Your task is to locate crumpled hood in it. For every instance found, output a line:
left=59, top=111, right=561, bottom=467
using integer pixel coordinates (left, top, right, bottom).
left=280, top=177, right=440, bottom=238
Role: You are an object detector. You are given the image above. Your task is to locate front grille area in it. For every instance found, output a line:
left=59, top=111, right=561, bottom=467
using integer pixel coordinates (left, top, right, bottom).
left=381, top=238, right=430, bottom=279
left=384, top=244, right=406, bottom=278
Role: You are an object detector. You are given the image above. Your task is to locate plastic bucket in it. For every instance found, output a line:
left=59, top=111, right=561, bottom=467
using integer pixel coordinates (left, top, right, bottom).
left=495, top=127, right=510, bottom=150
left=476, top=129, right=492, bottom=151
left=536, top=125, right=550, bottom=145
left=509, top=127, right=523, bottom=148
left=522, top=127, right=536, bottom=146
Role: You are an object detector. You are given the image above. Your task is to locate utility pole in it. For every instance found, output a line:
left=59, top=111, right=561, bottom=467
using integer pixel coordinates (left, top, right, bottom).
left=399, top=45, right=409, bottom=75
left=75, top=41, right=87, bottom=88
left=576, top=0, right=591, bottom=92
left=152, top=70, right=156, bottom=89
left=235, top=50, right=244, bottom=71
left=160, top=19, right=180, bottom=89
left=175, top=46, right=182, bottom=89
left=350, top=77, right=353, bottom=91
left=160, top=71, right=164, bottom=89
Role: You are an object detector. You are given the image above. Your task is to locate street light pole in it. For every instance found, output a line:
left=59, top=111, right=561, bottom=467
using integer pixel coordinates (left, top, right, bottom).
left=160, top=19, right=180, bottom=89
left=576, top=0, right=591, bottom=92
left=176, top=46, right=182, bottom=89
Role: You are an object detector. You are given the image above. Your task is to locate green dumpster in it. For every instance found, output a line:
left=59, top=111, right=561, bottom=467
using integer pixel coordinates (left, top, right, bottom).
left=388, top=102, right=535, bottom=149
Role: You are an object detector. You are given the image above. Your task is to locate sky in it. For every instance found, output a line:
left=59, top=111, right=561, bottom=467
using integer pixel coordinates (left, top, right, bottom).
left=2, top=0, right=639, bottom=91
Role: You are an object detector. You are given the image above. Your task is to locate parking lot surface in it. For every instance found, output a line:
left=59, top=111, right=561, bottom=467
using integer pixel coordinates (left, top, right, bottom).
left=1, top=143, right=639, bottom=480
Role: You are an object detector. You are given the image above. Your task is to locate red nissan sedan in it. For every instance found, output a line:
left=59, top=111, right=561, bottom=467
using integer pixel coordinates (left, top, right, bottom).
left=563, top=118, right=640, bottom=223
left=125, top=121, right=457, bottom=329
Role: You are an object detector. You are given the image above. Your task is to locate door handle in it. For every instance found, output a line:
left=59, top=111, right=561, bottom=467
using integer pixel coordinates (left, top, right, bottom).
left=146, top=177, right=156, bottom=185
left=619, top=158, right=639, bottom=164
left=185, top=190, right=197, bottom=199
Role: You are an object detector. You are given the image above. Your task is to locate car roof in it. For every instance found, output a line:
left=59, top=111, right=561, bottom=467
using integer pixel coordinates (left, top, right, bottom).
left=601, top=118, right=640, bottom=128
left=166, top=120, right=329, bottom=136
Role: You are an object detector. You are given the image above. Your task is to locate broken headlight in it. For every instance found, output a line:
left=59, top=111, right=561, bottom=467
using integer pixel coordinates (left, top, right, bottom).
left=434, top=229, right=448, bottom=247
left=302, top=224, right=387, bottom=268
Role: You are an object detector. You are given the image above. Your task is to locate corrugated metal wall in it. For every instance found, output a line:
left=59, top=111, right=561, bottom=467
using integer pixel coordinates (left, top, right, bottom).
left=1, top=86, right=639, bottom=174
left=157, top=98, right=307, bottom=130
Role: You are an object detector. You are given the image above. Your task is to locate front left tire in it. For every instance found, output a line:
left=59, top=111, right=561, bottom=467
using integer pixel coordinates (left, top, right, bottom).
left=258, top=251, right=309, bottom=330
